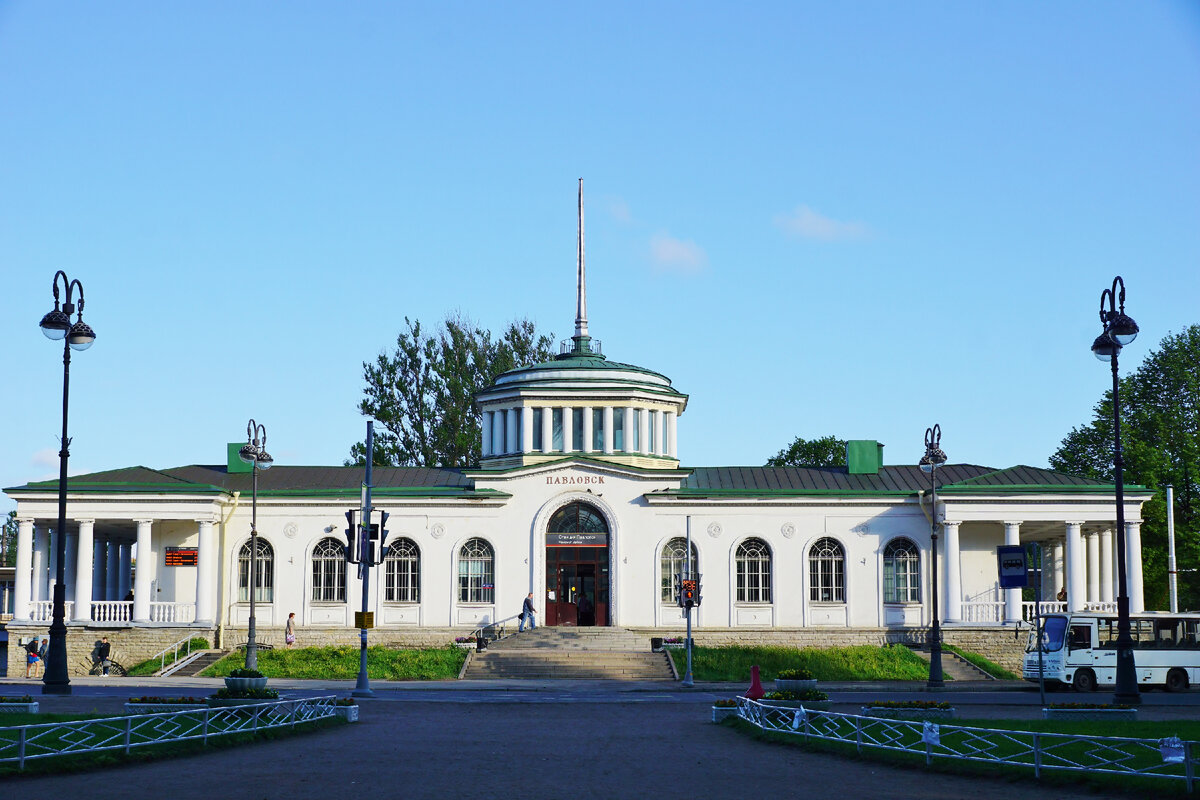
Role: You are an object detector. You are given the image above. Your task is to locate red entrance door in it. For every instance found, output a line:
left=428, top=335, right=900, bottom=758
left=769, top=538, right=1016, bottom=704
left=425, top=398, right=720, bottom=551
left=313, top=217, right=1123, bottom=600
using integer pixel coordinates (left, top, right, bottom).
left=546, top=554, right=609, bottom=626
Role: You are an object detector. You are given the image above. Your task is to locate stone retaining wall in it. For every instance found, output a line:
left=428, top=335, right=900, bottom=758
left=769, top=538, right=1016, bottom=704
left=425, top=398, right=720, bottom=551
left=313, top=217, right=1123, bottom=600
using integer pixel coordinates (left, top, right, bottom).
left=5, top=624, right=214, bottom=678
left=627, top=627, right=1028, bottom=674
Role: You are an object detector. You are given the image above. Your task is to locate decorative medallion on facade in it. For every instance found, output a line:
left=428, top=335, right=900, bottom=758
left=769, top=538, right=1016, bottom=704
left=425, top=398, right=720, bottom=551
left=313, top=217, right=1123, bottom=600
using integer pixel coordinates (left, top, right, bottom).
left=283, top=522, right=298, bottom=539
left=430, top=523, right=445, bottom=539
left=707, top=522, right=722, bottom=538
left=852, top=522, right=871, bottom=537
left=781, top=523, right=795, bottom=539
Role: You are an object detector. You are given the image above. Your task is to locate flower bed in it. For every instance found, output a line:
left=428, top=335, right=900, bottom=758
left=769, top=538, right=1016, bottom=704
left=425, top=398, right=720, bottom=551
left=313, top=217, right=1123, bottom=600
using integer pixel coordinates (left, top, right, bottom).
left=763, top=690, right=830, bottom=711
left=0, top=696, right=37, bottom=714
left=125, top=696, right=208, bottom=714
left=862, top=701, right=956, bottom=721
left=1043, top=703, right=1137, bottom=721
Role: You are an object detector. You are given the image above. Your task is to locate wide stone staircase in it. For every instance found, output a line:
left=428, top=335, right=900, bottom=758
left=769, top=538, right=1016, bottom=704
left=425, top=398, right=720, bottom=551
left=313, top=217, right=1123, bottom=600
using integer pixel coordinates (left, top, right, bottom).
left=163, top=649, right=226, bottom=677
left=463, top=627, right=675, bottom=681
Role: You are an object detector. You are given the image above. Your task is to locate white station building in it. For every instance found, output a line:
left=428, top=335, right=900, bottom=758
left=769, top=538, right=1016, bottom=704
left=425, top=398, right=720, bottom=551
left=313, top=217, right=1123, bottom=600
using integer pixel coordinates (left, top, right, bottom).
left=3, top=189, right=1153, bottom=672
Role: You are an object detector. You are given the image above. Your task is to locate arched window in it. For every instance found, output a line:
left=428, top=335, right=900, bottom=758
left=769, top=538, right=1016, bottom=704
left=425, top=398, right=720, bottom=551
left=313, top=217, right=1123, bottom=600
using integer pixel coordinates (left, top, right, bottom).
left=237, top=539, right=274, bottom=603
left=809, top=537, right=845, bottom=603
left=311, top=537, right=346, bottom=602
left=735, top=538, right=772, bottom=603
left=384, top=538, right=421, bottom=603
left=883, top=538, right=920, bottom=604
left=660, top=538, right=699, bottom=603
left=548, top=502, right=608, bottom=534
left=458, top=538, right=494, bottom=604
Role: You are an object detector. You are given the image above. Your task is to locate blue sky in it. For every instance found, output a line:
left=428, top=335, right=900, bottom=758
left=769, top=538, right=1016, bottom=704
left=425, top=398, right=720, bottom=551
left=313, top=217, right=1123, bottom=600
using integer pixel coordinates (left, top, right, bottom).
left=2, top=2, right=1198, bottom=514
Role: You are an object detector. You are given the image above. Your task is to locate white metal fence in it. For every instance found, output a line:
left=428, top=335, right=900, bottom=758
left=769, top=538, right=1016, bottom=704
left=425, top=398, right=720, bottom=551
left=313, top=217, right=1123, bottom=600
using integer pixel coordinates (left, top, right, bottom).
left=0, top=696, right=338, bottom=770
left=734, top=698, right=1198, bottom=790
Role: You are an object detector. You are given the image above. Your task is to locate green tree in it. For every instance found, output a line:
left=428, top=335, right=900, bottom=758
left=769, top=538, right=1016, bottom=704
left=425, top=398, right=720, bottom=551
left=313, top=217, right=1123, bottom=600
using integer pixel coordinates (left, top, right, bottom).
left=1050, top=325, right=1200, bottom=610
left=767, top=435, right=848, bottom=467
left=350, top=315, right=555, bottom=467
left=2, top=511, right=16, bottom=567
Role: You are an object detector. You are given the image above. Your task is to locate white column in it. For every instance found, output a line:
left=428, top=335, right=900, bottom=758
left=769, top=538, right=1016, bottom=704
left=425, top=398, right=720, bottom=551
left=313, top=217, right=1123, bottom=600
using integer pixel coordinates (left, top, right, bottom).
left=602, top=407, right=614, bottom=454
left=541, top=406, right=554, bottom=453
left=653, top=410, right=665, bottom=456
left=505, top=407, right=518, bottom=455
left=943, top=520, right=962, bottom=623
left=64, top=532, right=77, bottom=603
left=1065, top=522, right=1085, bottom=613
left=1051, top=541, right=1065, bottom=600
left=666, top=410, right=677, bottom=457
left=118, top=542, right=133, bottom=600
left=638, top=409, right=650, bottom=455
left=1085, top=531, right=1100, bottom=604
left=74, top=519, right=95, bottom=622
left=491, top=410, right=504, bottom=456
left=105, top=541, right=120, bottom=600
left=623, top=407, right=635, bottom=453
left=1126, top=520, right=1145, bottom=613
left=480, top=410, right=492, bottom=457
left=13, top=518, right=34, bottom=620
left=93, top=539, right=107, bottom=602
left=47, top=530, right=59, bottom=600
left=133, top=519, right=153, bottom=622
left=521, top=407, right=534, bottom=454
left=1003, top=522, right=1021, bottom=623
left=196, top=519, right=216, bottom=624
left=562, top=407, right=574, bottom=453
left=1099, top=528, right=1114, bottom=603
left=31, top=527, right=49, bottom=602
left=581, top=406, right=593, bottom=453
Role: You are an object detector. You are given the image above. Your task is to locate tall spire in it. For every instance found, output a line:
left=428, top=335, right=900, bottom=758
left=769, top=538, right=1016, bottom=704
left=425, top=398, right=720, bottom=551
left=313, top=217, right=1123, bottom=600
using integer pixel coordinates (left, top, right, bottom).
left=574, top=177, right=588, bottom=341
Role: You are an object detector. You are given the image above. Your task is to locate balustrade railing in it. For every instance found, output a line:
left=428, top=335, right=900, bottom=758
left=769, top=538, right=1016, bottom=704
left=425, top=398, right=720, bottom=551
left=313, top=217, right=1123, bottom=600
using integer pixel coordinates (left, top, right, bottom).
left=91, top=601, right=132, bottom=622
left=27, top=601, right=74, bottom=622
left=150, top=602, right=196, bottom=623
left=959, top=601, right=1005, bottom=623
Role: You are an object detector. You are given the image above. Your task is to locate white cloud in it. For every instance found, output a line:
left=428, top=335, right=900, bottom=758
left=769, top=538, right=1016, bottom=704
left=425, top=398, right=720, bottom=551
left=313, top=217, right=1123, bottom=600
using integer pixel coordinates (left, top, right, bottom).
left=774, top=205, right=868, bottom=241
left=650, top=233, right=707, bottom=274
left=31, top=448, right=59, bottom=470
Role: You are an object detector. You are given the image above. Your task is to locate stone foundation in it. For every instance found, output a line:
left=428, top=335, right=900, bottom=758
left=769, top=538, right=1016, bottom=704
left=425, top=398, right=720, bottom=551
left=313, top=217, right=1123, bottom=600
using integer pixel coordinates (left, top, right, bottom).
left=5, top=624, right=216, bottom=678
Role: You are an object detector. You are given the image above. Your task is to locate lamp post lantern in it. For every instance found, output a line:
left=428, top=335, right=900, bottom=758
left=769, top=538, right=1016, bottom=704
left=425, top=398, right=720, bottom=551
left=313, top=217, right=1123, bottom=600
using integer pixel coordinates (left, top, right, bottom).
left=1091, top=276, right=1140, bottom=705
left=238, top=419, right=273, bottom=671
left=920, top=424, right=947, bottom=690
left=39, top=271, right=96, bottom=695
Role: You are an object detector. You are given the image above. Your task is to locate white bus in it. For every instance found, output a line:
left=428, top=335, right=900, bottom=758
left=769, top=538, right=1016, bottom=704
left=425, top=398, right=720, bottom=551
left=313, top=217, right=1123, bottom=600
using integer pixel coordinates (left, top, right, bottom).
left=1023, top=612, right=1200, bottom=692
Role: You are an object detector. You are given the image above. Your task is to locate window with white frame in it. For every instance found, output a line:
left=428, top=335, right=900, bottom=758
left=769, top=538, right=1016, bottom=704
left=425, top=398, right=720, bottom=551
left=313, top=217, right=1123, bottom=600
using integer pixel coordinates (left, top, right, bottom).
left=736, top=537, right=772, bottom=603
left=458, top=538, right=494, bottom=604
left=883, top=538, right=921, bottom=604
left=311, top=537, right=346, bottom=602
left=384, top=538, right=421, bottom=603
left=809, top=537, right=845, bottom=603
left=237, top=538, right=274, bottom=603
left=660, top=538, right=699, bottom=603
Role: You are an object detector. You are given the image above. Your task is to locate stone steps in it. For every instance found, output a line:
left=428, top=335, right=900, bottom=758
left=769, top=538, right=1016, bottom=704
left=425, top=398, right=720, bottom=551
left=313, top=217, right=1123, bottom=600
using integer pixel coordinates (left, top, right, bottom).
left=168, top=650, right=227, bottom=677
left=465, top=650, right=674, bottom=680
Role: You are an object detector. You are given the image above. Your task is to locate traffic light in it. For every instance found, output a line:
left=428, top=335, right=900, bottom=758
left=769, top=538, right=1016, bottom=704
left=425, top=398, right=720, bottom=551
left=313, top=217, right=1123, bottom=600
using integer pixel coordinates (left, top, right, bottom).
left=344, top=510, right=360, bottom=563
left=681, top=578, right=698, bottom=608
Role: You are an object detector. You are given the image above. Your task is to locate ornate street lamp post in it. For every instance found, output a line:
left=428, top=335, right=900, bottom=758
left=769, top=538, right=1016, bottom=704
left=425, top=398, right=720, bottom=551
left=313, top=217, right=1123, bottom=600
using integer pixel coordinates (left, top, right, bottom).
left=1091, top=276, right=1140, bottom=704
left=239, top=420, right=273, bottom=671
left=38, top=271, right=97, bottom=695
left=920, top=424, right=947, bottom=689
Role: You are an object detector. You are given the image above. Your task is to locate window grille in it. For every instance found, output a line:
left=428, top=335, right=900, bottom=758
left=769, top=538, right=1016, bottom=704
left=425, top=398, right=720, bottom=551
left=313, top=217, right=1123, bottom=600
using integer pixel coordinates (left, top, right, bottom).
left=237, top=538, right=274, bottom=603
left=384, top=538, right=420, bottom=603
left=660, top=538, right=699, bottom=602
left=458, top=537, right=494, bottom=604
left=883, top=538, right=921, bottom=603
left=736, top=537, right=772, bottom=603
left=809, top=537, right=845, bottom=603
left=311, top=537, right=346, bottom=602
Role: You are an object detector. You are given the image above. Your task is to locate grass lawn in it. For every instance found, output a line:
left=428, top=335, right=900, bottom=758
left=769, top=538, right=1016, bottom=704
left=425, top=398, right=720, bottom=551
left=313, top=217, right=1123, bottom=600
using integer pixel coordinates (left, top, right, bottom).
left=200, top=645, right=466, bottom=680
left=671, top=644, right=929, bottom=682
left=725, top=712, right=1200, bottom=797
left=0, top=709, right=340, bottom=777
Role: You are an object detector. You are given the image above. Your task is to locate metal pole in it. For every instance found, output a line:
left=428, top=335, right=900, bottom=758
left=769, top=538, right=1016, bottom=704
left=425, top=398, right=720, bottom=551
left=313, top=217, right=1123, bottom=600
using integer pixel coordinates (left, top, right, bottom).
left=43, top=334, right=72, bottom=694
left=246, top=461, right=258, bottom=671
left=1034, top=542, right=1045, bottom=707
left=927, top=464, right=944, bottom=689
left=1110, top=346, right=1140, bottom=704
left=682, top=517, right=694, bottom=688
left=353, top=421, right=374, bottom=697
left=1167, top=485, right=1178, bottom=613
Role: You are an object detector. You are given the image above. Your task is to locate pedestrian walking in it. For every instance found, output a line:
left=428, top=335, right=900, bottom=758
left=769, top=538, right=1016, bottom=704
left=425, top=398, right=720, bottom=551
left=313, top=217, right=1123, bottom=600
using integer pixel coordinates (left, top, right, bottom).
left=518, top=592, right=537, bottom=632
left=285, top=612, right=297, bottom=648
left=98, top=636, right=112, bottom=676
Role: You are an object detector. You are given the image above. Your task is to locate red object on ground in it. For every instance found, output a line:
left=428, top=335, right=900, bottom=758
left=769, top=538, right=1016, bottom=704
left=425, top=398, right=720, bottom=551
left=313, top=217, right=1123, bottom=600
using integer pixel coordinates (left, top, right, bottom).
left=744, top=664, right=765, bottom=700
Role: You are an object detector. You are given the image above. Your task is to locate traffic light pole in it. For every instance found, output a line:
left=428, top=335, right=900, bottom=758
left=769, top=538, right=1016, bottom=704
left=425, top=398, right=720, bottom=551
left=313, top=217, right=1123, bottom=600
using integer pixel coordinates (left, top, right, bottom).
left=353, top=421, right=375, bottom=699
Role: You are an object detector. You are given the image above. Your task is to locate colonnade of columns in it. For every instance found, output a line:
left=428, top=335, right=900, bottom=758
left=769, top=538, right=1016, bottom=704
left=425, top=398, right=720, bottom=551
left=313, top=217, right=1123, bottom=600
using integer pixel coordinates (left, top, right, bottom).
left=10, top=517, right=217, bottom=625
left=940, top=519, right=1145, bottom=624
left=481, top=404, right=679, bottom=459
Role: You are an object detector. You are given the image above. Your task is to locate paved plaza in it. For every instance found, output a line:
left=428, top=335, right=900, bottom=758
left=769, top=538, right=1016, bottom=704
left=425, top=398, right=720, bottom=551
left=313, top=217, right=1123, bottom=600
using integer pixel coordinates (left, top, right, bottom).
left=4, top=678, right=1194, bottom=798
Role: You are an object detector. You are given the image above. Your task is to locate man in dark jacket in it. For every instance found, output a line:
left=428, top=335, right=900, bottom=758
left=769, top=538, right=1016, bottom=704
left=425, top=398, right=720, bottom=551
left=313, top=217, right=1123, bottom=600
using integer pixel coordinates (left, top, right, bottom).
left=97, top=637, right=112, bottom=676
left=519, top=592, right=537, bottom=632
